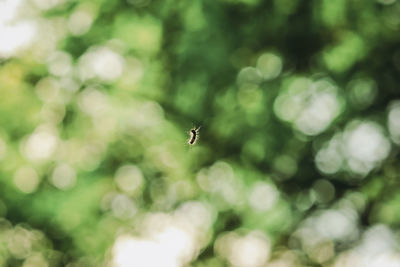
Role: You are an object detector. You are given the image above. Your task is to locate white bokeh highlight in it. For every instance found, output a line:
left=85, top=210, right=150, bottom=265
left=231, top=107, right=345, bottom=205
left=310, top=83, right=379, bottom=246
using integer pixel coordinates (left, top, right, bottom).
left=115, top=165, right=144, bottom=195
left=51, top=163, right=77, bottom=190
left=111, top=201, right=213, bottom=267
left=333, top=225, right=400, bottom=267
left=215, top=231, right=271, bottom=267
left=316, top=120, right=391, bottom=176
left=343, top=121, right=391, bottom=175
left=23, top=125, right=58, bottom=162
left=14, top=166, right=40, bottom=194
left=274, top=78, right=342, bottom=136
left=248, top=181, right=279, bottom=211
left=256, top=52, right=282, bottom=80
left=0, top=0, right=36, bottom=58
left=78, top=46, right=124, bottom=82
left=67, top=4, right=96, bottom=36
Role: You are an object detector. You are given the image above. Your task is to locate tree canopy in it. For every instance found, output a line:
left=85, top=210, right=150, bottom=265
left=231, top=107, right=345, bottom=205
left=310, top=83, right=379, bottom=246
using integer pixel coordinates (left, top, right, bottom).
left=0, top=0, right=400, bottom=266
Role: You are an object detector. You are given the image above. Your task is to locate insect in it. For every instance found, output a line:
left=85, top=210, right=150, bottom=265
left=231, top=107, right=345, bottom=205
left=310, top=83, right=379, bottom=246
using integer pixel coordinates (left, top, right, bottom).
left=188, top=126, right=201, bottom=146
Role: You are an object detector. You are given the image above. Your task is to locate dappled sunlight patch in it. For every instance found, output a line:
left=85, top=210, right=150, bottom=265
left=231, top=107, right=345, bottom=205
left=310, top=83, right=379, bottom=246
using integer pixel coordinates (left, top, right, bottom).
left=101, top=191, right=138, bottom=220
left=13, top=165, right=40, bottom=194
left=215, top=231, right=271, bottom=267
left=274, top=77, right=343, bottom=136
left=237, top=51, right=283, bottom=89
left=343, top=121, right=391, bottom=175
left=111, top=201, right=214, bottom=267
left=315, top=133, right=343, bottom=175
left=78, top=46, right=125, bottom=82
left=0, top=0, right=23, bottom=23
left=256, top=52, right=283, bottom=80
left=237, top=67, right=263, bottom=87
left=78, top=87, right=110, bottom=118
left=333, top=225, right=400, bottom=267
left=50, top=163, right=76, bottom=190
left=35, top=77, right=61, bottom=103
left=0, top=0, right=398, bottom=265
left=114, top=165, right=144, bottom=196
left=67, top=3, right=97, bottom=36
left=0, top=0, right=36, bottom=58
left=291, top=206, right=359, bottom=264
left=248, top=181, right=279, bottom=212
left=30, top=17, right=68, bottom=62
left=110, top=194, right=137, bottom=220
left=40, top=102, right=66, bottom=125
left=316, top=120, right=391, bottom=176
left=22, top=124, right=59, bottom=163
left=47, top=51, right=73, bottom=77
left=196, top=161, right=245, bottom=208
left=56, top=138, right=106, bottom=171
left=0, top=21, right=36, bottom=58
left=0, top=221, right=55, bottom=265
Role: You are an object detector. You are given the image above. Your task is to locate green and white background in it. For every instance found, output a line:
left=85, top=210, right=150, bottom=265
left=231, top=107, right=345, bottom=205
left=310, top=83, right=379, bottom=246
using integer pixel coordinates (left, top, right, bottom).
left=1, top=0, right=400, bottom=266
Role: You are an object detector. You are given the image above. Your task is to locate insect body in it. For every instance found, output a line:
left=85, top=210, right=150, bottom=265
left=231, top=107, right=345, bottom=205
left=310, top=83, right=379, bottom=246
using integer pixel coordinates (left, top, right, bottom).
left=188, top=126, right=201, bottom=145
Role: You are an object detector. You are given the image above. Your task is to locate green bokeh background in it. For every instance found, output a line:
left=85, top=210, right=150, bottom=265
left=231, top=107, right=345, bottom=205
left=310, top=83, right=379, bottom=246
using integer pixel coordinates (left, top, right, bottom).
left=1, top=0, right=400, bottom=266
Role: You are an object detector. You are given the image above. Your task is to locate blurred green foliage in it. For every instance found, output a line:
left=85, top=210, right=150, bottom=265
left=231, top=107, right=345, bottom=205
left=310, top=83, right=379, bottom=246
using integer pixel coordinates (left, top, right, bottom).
left=1, top=0, right=400, bottom=266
